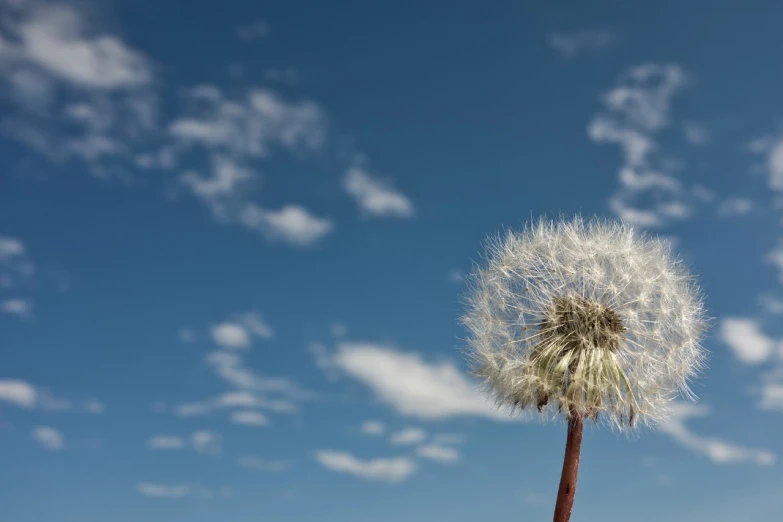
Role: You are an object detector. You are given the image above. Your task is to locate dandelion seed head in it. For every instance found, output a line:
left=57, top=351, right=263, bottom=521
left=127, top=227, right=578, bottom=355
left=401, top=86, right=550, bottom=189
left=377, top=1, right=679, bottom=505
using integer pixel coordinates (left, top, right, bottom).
left=461, top=216, right=707, bottom=431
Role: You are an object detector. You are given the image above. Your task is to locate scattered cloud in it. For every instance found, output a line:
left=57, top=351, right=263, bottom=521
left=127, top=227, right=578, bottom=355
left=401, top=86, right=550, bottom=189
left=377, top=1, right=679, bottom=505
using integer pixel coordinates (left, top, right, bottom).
left=237, top=456, right=291, bottom=471
left=719, top=318, right=780, bottom=364
left=389, top=427, right=427, bottom=446
left=0, top=0, right=157, bottom=176
left=658, top=402, right=775, bottom=465
left=717, top=198, right=754, bottom=217
left=147, top=435, right=185, bottom=450
left=230, top=410, right=269, bottom=426
left=588, top=64, right=698, bottom=227
left=758, top=294, right=783, bottom=315
left=0, top=379, right=37, bottom=407
left=235, top=19, right=269, bottom=41
left=1, top=298, right=33, bottom=318
left=174, top=390, right=297, bottom=418
left=748, top=135, right=783, bottom=191
left=240, top=204, right=334, bottom=246
left=330, top=323, right=347, bottom=338
left=137, top=483, right=191, bottom=498
left=210, top=312, right=274, bottom=350
left=343, top=166, right=414, bottom=218
left=547, top=30, right=615, bottom=58
left=33, top=426, right=64, bottom=450
left=416, top=444, right=460, bottom=464
left=360, top=420, right=385, bottom=435
left=191, top=430, right=221, bottom=455
left=315, top=450, right=417, bottom=483
left=0, top=235, right=35, bottom=287
left=330, top=342, right=514, bottom=421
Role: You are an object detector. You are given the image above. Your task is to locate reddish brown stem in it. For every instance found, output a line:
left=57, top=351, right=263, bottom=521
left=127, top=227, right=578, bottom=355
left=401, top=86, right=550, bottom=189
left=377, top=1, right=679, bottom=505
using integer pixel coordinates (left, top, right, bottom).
left=552, top=413, right=583, bottom=522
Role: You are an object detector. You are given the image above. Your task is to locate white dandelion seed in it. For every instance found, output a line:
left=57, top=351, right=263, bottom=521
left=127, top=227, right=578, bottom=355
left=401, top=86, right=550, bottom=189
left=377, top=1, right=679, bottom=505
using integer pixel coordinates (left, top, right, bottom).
left=460, top=216, right=708, bottom=522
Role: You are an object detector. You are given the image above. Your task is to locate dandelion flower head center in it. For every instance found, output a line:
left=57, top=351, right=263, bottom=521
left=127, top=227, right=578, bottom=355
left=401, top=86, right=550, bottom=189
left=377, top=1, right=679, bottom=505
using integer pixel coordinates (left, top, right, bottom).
left=539, top=296, right=625, bottom=354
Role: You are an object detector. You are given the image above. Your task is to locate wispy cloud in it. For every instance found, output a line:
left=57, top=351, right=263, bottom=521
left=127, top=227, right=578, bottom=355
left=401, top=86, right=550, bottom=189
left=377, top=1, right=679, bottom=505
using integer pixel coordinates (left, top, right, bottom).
left=1, top=298, right=34, bottom=318
left=0, top=379, right=37, bottom=407
left=389, top=427, right=427, bottom=446
left=315, top=450, right=417, bottom=483
left=33, top=426, right=64, bottom=450
left=137, top=483, right=192, bottom=498
left=360, top=420, right=385, bottom=435
left=191, top=430, right=221, bottom=455
left=415, top=444, right=460, bottom=464
left=343, top=166, right=414, bottom=218
left=717, top=198, right=754, bottom=217
left=748, top=134, right=783, bottom=191
left=659, top=402, right=775, bottom=465
left=588, top=64, right=701, bottom=228
left=547, top=30, right=615, bottom=58
left=328, top=342, right=515, bottom=421
left=230, top=410, right=269, bottom=426
left=0, top=0, right=156, bottom=175
left=147, top=435, right=185, bottom=450
left=720, top=318, right=781, bottom=364
left=210, top=312, right=273, bottom=349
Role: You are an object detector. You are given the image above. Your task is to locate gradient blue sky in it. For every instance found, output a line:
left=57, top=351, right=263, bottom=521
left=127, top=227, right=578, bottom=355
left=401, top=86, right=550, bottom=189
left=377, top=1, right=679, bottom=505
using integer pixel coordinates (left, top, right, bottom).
left=2, top=0, right=783, bottom=521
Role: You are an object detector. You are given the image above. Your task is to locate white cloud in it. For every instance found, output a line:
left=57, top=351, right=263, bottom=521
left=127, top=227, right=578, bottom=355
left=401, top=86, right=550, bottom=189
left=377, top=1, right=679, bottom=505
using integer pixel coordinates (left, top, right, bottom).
left=235, top=19, right=269, bottom=41
left=343, top=166, right=414, bottom=218
left=240, top=204, right=334, bottom=246
left=1, top=298, right=33, bottom=318
left=659, top=402, right=775, bottom=465
left=137, top=483, right=191, bottom=498
left=360, top=421, right=385, bottom=435
left=0, top=379, right=37, bottom=407
left=191, top=430, right=221, bottom=455
left=230, top=410, right=269, bottom=426
left=211, top=322, right=251, bottom=349
left=174, top=390, right=297, bottom=417
left=720, top=318, right=778, bottom=364
left=416, top=444, right=460, bottom=464
left=33, top=426, right=64, bottom=450
left=547, top=30, right=614, bottom=58
left=237, top=456, right=290, bottom=471
left=588, top=64, right=696, bottom=228
left=205, top=351, right=304, bottom=395
left=0, top=235, right=34, bottom=287
left=717, top=198, right=754, bottom=217
left=1, top=3, right=151, bottom=89
left=331, top=342, right=514, bottom=421
left=389, top=427, right=427, bottom=446
left=315, top=451, right=417, bottom=483
left=147, top=435, right=185, bottom=450
left=209, top=312, right=274, bottom=349
left=749, top=136, right=783, bottom=191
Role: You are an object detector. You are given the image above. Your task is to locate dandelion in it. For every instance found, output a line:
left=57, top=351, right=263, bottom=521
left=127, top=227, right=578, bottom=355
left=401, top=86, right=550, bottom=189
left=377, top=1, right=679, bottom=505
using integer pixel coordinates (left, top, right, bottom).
left=461, top=216, right=707, bottom=522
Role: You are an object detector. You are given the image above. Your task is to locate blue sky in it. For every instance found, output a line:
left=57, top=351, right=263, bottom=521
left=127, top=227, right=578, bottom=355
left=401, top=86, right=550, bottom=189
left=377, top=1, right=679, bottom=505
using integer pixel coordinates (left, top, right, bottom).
left=2, top=0, right=783, bottom=520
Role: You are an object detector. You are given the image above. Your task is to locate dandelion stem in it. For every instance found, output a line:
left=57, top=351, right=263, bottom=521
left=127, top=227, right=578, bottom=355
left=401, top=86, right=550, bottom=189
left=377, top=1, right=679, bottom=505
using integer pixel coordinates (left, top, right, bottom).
left=552, top=412, right=583, bottom=522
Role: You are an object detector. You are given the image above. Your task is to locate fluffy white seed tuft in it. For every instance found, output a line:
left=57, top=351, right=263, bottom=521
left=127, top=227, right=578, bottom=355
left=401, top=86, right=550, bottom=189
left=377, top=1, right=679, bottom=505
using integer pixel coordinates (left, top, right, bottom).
left=461, top=216, right=707, bottom=431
